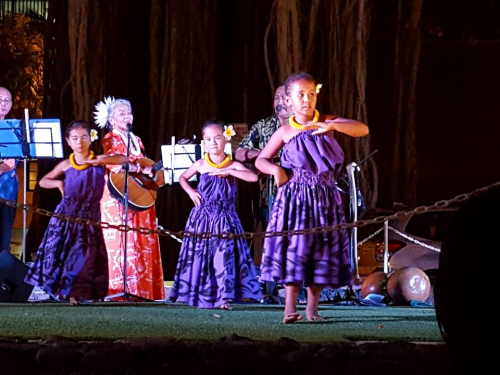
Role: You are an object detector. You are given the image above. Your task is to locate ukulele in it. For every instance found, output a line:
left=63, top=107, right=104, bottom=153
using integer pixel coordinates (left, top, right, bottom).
left=108, top=158, right=165, bottom=211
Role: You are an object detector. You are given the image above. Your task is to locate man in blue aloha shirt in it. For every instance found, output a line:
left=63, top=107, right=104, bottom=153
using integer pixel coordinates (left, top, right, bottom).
left=235, top=85, right=293, bottom=303
left=0, top=86, right=19, bottom=253
left=235, top=85, right=292, bottom=227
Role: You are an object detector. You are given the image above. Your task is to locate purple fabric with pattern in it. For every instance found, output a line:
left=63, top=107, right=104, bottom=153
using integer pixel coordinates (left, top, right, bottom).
left=259, top=131, right=353, bottom=287
left=24, top=166, right=108, bottom=300
left=170, top=174, right=262, bottom=308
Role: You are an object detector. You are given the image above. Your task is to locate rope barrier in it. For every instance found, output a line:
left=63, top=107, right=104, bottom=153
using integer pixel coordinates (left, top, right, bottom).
left=1, top=180, right=499, bottom=241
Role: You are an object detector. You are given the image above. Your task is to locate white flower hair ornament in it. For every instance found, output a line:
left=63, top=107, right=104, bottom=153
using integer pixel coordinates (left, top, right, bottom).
left=223, top=125, right=236, bottom=141
left=316, top=83, right=323, bottom=94
left=90, top=129, right=99, bottom=142
left=93, top=96, right=115, bottom=129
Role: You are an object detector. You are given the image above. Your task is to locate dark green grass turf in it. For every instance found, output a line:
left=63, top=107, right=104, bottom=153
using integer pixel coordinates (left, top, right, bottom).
left=0, top=302, right=443, bottom=343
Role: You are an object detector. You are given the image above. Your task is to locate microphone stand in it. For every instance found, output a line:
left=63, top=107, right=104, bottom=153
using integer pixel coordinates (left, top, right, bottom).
left=335, top=150, right=378, bottom=195
left=344, top=150, right=379, bottom=287
left=105, top=124, right=152, bottom=302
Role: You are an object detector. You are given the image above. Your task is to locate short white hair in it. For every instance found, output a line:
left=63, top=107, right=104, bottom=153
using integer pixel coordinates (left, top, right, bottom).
left=108, top=99, right=132, bottom=120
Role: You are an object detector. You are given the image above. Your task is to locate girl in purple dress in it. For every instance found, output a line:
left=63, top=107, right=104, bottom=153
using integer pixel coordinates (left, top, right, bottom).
left=24, top=120, right=127, bottom=305
left=255, top=73, right=369, bottom=323
left=170, top=119, right=262, bottom=309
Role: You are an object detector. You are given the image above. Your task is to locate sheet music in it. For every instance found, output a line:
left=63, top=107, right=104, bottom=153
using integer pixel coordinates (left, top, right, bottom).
left=161, top=144, right=201, bottom=183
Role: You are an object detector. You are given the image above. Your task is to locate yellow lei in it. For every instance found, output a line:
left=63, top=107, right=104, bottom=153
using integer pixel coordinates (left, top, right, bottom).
left=69, top=151, right=95, bottom=170
left=289, top=109, right=320, bottom=130
left=205, top=153, right=231, bottom=168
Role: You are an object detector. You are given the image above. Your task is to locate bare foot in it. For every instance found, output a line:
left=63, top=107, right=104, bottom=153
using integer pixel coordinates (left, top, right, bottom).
left=282, top=312, right=303, bottom=324
left=69, top=297, right=79, bottom=306
left=220, top=303, right=233, bottom=311
left=306, top=311, right=324, bottom=321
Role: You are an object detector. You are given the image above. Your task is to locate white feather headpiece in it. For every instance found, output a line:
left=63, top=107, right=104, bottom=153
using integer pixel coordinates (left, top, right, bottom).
left=94, top=96, right=115, bottom=129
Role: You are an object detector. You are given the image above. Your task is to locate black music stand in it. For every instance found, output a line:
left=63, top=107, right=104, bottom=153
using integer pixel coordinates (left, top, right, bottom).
left=0, top=118, right=63, bottom=263
left=161, top=138, right=202, bottom=184
left=161, top=136, right=233, bottom=185
left=0, top=119, right=27, bottom=163
left=105, top=127, right=153, bottom=303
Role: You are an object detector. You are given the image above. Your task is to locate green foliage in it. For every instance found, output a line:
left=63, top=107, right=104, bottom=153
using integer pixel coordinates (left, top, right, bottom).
left=0, top=13, right=44, bottom=118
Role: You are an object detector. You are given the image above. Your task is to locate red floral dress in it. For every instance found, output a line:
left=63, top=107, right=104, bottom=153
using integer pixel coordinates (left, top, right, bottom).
left=100, top=132, right=165, bottom=300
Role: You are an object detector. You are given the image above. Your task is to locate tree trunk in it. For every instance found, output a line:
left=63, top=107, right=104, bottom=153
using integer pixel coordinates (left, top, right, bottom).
left=267, top=0, right=377, bottom=209
left=390, top=0, right=422, bottom=206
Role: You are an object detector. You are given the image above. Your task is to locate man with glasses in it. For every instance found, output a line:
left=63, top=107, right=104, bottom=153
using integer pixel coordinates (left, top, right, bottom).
left=0, top=86, right=19, bottom=253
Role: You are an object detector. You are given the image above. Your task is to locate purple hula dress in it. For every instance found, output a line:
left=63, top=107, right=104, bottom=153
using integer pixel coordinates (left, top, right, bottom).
left=259, top=130, right=353, bottom=287
left=24, top=166, right=109, bottom=300
left=170, top=174, right=262, bottom=308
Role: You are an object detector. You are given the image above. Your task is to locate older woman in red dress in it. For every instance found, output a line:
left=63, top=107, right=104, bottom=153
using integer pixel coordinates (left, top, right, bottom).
left=94, top=97, right=165, bottom=301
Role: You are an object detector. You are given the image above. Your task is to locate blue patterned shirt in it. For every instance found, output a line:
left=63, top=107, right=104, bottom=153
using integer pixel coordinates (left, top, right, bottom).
left=237, top=116, right=282, bottom=210
left=237, top=116, right=280, bottom=152
left=0, top=160, right=19, bottom=201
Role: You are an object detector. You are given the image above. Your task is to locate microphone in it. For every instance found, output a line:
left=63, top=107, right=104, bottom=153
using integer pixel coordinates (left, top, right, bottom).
left=126, top=123, right=132, bottom=131
left=275, top=104, right=286, bottom=113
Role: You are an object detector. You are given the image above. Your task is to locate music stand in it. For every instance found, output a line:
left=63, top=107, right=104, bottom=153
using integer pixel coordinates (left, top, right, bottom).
left=161, top=138, right=201, bottom=184
left=105, top=127, right=152, bottom=303
left=0, top=118, right=64, bottom=263
left=28, top=119, right=64, bottom=159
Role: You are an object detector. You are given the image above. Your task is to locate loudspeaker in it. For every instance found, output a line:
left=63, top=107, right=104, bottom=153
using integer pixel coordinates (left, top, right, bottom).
left=0, top=250, right=34, bottom=302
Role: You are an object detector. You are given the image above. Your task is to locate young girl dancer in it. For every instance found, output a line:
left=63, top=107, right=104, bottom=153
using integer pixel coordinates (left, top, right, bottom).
left=255, top=72, right=369, bottom=323
left=24, top=120, right=128, bottom=305
left=170, top=119, right=262, bottom=309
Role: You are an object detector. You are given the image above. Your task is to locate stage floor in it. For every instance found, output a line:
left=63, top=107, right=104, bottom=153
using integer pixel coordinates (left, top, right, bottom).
left=0, top=293, right=451, bottom=374
left=1, top=301, right=443, bottom=342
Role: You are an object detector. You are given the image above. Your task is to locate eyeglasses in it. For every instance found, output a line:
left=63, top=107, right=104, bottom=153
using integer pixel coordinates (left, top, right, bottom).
left=0, top=98, right=12, bottom=105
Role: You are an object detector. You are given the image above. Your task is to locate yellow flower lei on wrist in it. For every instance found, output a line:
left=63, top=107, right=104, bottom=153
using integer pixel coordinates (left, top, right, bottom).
left=205, top=153, right=231, bottom=168
left=289, top=109, right=320, bottom=130
left=69, top=151, right=95, bottom=170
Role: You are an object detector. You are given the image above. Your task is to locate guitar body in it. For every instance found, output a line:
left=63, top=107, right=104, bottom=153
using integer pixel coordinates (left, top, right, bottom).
left=108, top=158, right=165, bottom=212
